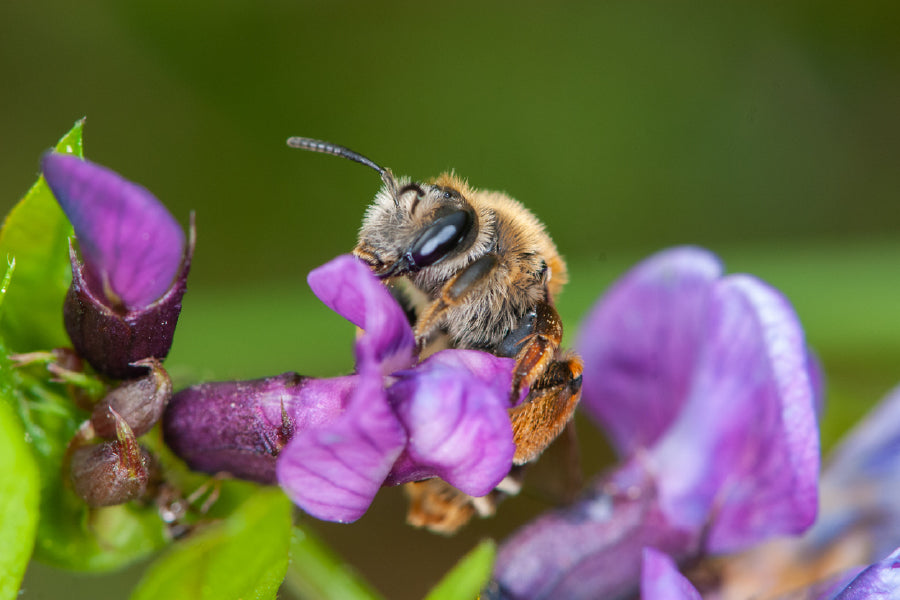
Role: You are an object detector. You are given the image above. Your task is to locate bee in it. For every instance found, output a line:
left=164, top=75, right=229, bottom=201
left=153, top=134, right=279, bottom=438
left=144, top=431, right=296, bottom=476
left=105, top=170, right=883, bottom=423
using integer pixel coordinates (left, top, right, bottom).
left=288, top=137, right=583, bottom=532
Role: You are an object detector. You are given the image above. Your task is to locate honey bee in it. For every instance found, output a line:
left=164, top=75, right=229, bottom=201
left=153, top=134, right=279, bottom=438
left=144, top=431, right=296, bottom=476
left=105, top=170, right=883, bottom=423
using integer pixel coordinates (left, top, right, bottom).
left=288, top=137, right=583, bottom=532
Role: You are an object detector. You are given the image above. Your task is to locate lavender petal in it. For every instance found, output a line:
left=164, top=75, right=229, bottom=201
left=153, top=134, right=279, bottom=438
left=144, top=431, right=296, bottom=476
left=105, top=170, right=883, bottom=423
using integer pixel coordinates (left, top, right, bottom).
left=650, top=274, right=819, bottom=553
left=385, top=350, right=515, bottom=496
left=42, top=152, right=186, bottom=310
left=575, top=246, right=723, bottom=456
left=276, top=367, right=407, bottom=523
left=307, top=254, right=416, bottom=375
left=640, top=548, right=702, bottom=600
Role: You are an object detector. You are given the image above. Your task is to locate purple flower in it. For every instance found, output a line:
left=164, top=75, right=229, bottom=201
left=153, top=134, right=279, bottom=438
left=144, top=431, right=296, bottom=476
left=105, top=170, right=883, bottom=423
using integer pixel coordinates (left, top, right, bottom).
left=164, top=255, right=516, bottom=523
left=490, top=247, right=819, bottom=599
left=42, top=152, right=193, bottom=379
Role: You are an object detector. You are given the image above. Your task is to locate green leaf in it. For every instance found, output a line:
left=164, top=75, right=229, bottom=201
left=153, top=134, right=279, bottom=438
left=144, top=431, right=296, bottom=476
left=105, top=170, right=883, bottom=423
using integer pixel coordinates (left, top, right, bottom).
left=0, top=118, right=82, bottom=351
left=4, top=350, right=167, bottom=571
left=423, top=540, right=496, bottom=600
left=3, top=339, right=167, bottom=572
left=33, top=482, right=168, bottom=571
left=0, top=262, right=40, bottom=599
left=283, top=525, right=384, bottom=600
left=130, top=488, right=293, bottom=600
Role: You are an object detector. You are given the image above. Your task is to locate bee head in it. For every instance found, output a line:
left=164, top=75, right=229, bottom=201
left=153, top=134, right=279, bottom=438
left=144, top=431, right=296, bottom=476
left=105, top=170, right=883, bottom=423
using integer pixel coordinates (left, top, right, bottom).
left=288, top=137, right=485, bottom=280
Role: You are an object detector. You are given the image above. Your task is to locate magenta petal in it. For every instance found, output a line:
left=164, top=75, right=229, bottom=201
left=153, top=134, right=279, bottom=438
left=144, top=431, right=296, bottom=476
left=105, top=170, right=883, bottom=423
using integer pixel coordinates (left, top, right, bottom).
left=640, top=548, right=702, bottom=600
left=385, top=350, right=515, bottom=496
left=163, top=373, right=351, bottom=484
left=576, top=246, right=723, bottom=456
left=42, top=152, right=186, bottom=309
left=276, top=367, right=407, bottom=523
left=307, top=254, right=416, bottom=374
left=650, top=275, right=819, bottom=553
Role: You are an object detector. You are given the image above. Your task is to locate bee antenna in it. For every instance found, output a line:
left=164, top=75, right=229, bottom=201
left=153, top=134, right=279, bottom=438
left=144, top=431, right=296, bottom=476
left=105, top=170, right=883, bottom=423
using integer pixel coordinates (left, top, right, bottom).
left=286, top=136, right=400, bottom=202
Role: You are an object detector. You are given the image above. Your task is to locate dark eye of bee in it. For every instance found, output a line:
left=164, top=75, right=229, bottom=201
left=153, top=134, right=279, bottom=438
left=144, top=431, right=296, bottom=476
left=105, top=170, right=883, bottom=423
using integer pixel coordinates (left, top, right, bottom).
left=408, top=209, right=472, bottom=269
left=437, top=186, right=461, bottom=201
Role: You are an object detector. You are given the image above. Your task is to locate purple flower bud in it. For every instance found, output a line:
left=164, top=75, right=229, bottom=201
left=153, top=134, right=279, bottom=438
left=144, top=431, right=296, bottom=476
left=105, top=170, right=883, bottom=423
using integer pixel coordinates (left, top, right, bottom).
left=42, top=152, right=194, bottom=379
left=91, top=358, right=172, bottom=438
left=164, top=373, right=352, bottom=485
left=70, top=410, right=149, bottom=506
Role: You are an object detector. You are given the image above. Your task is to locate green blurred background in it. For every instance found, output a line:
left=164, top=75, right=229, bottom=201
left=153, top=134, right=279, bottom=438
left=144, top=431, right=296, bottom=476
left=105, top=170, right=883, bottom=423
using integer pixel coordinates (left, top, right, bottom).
left=3, top=1, right=899, bottom=598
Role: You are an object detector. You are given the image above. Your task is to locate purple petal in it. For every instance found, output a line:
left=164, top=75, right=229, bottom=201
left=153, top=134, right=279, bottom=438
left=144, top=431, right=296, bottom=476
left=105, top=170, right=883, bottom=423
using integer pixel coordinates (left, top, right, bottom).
left=163, top=373, right=351, bottom=484
left=650, top=275, right=819, bottom=553
left=276, top=367, right=407, bottom=523
left=640, top=548, right=702, bottom=600
left=307, top=254, right=416, bottom=374
left=814, top=385, right=900, bottom=560
left=576, top=246, right=723, bottom=456
left=385, top=350, right=515, bottom=496
left=831, top=547, right=900, bottom=600
left=492, top=461, right=698, bottom=600
left=64, top=220, right=195, bottom=379
left=807, top=349, right=826, bottom=419
left=42, top=152, right=186, bottom=310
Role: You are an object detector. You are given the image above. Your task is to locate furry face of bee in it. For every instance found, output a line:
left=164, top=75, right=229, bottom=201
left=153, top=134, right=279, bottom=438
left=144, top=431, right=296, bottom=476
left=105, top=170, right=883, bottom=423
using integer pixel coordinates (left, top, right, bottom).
left=288, top=137, right=583, bottom=532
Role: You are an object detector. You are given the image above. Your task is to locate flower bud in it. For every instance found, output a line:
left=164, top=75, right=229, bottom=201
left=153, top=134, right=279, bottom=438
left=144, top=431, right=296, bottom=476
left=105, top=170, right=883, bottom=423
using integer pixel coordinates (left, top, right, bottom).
left=69, top=410, right=149, bottom=506
left=163, top=373, right=349, bottom=485
left=91, top=358, right=173, bottom=438
left=41, top=152, right=194, bottom=379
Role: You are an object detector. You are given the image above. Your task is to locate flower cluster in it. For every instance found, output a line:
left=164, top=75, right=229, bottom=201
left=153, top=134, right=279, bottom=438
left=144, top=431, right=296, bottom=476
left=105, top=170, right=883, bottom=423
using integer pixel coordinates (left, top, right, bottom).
left=40, top=152, right=192, bottom=506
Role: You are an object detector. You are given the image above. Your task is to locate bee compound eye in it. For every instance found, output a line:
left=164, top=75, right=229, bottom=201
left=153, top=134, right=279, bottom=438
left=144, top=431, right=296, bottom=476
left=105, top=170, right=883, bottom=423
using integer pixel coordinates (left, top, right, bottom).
left=408, top=209, right=472, bottom=268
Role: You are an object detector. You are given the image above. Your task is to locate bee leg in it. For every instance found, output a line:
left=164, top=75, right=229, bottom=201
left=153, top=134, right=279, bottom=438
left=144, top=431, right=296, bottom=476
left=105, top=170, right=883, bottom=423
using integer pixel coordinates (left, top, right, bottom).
left=502, top=302, right=565, bottom=403
left=352, top=244, right=384, bottom=272
left=412, top=254, right=500, bottom=348
left=497, top=300, right=582, bottom=463
left=404, top=479, right=477, bottom=535
left=509, top=355, right=583, bottom=464
left=404, top=466, right=526, bottom=535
